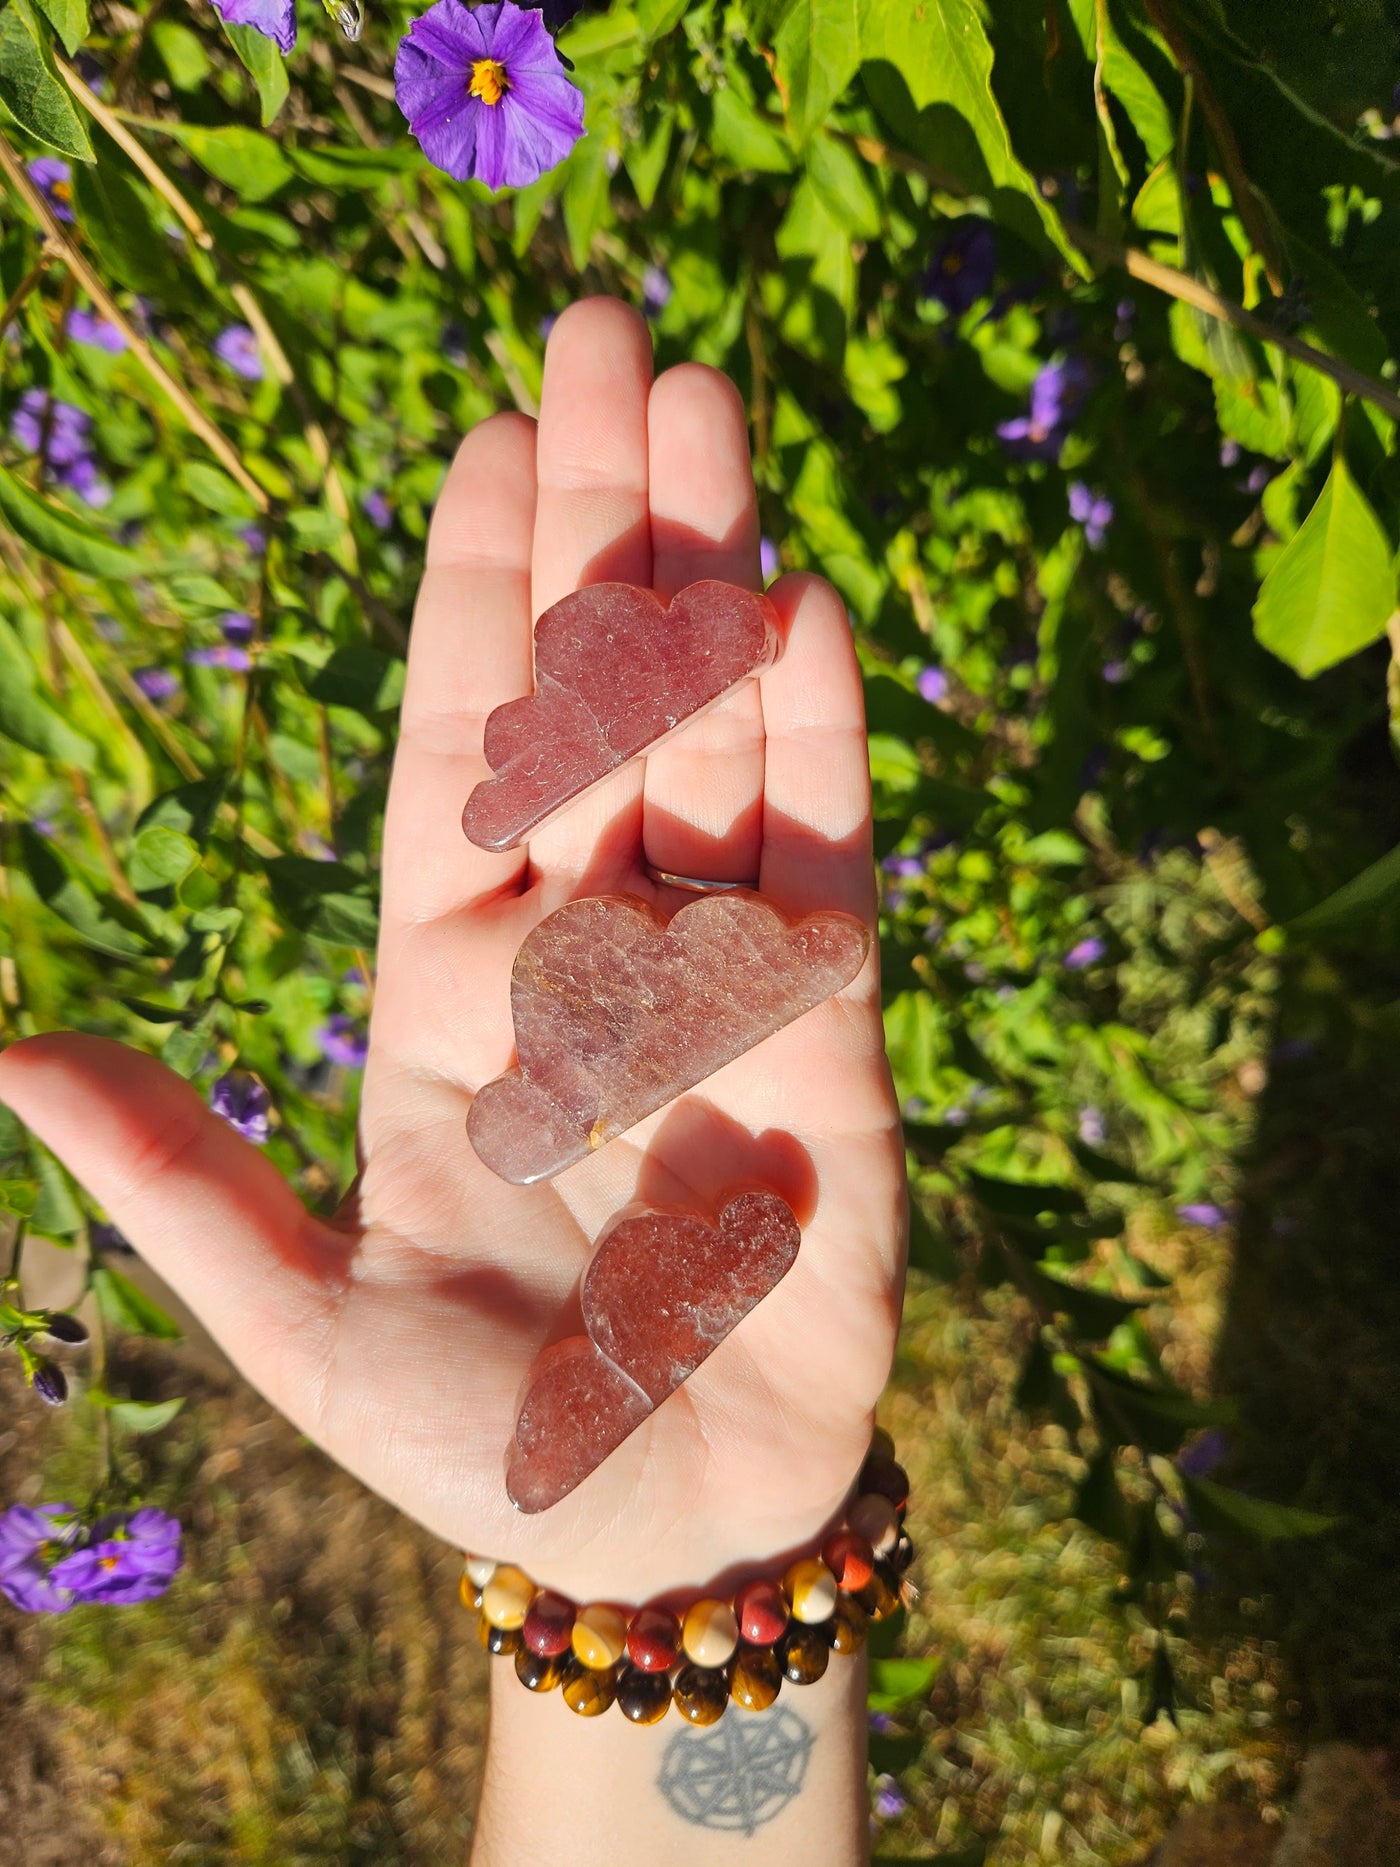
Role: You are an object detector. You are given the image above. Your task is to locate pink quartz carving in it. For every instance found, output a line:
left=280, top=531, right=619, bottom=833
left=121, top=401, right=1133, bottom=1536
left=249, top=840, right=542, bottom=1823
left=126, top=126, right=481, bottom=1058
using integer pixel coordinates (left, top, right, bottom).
left=461, top=580, right=781, bottom=852
left=507, top=1192, right=801, bottom=1512
left=466, top=893, right=869, bottom=1185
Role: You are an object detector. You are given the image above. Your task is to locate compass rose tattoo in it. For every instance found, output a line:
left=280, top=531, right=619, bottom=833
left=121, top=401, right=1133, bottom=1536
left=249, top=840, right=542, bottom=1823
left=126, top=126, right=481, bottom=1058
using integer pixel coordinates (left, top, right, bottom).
left=657, top=1705, right=815, bottom=1834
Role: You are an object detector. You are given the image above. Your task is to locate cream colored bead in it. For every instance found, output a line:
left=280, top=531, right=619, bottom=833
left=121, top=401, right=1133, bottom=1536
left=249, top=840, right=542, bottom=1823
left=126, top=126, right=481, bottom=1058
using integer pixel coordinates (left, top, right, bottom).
left=572, top=1602, right=629, bottom=1670
left=464, top=1554, right=497, bottom=1589
left=681, top=1597, right=740, bottom=1669
left=849, top=1491, right=900, bottom=1557
left=480, top=1563, right=533, bottom=1630
left=783, top=1558, right=838, bottom=1625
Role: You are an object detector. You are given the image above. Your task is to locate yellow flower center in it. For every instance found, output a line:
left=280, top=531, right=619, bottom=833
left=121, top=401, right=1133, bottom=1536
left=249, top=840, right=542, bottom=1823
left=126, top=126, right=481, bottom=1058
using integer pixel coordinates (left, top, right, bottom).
left=53, top=180, right=72, bottom=205
left=469, top=58, right=509, bottom=107
left=942, top=252, right=964, bottom=275
left=99, top=1555, right=119, bottom=1571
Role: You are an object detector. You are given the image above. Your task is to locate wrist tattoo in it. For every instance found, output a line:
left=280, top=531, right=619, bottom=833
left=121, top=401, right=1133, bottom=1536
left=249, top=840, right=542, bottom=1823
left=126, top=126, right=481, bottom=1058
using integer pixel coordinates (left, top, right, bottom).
left=656, top=1705, right=815, bottom=1834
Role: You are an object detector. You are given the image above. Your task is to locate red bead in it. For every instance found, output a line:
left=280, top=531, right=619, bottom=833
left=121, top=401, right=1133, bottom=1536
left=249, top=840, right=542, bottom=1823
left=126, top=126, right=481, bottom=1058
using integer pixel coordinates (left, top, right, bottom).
left=522, top=1588, right=576, bottom=1658
left=734, top=1578, right=789, bottom=1646
left=627, top=1604, right=682, bottom=1673
left=858, top=1454, right=909, bottom=1513
left=822, top=1529, right=875, bottom=1594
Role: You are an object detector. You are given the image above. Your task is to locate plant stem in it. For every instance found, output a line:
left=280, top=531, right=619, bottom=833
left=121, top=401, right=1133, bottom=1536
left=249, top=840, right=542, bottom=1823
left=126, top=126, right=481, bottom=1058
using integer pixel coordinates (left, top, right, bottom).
left=0, top=247, right=57, bottom=340
left=6, top=1219, right=27, bottom=1286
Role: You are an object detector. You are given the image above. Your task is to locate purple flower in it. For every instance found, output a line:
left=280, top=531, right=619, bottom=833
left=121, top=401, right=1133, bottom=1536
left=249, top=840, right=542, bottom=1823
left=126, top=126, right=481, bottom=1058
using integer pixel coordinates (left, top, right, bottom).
left=1065, top=936, right=1107, bottom=970
left=1114, top=296, right=1136, bottom=340
left=30, top=1360, right=67, bottom=1407
left=1078, top=1106, right=1106, bottom=1147
left=67, top=308, right=128, bottom=354
left=395, top=0, right=586, bottom=191
left=317, top=1013, right=369, bottom=1070
left=362, top=489, right=393, bottom=531
left=11, top=390, right=91, bottom=467
left=214, top=324, right=263, bottom=383
left=48, top=1507, right=181, bottom=1606
left=62, top=454, right=111, bottom=508
left=209, top=0, right=297, bottom=53
left=91, top=1220, right=135, bottom=1254
left=1176, top=1429, right=1227, bottom=1480
left=210, top=1071, right=271, bottom=1144
left=134, top=666, right=180, bottom=702
left=873, top=1774, right=908, bottom=1820
left=1175, top=1201, right=1228, bottom=1229
left=28, top=157, right=75, bottom=223
left=641, top=264, right=672, bottom=318
left=916, top=664, right=948, bottom=704
left=187, top=644, right=253, bottom=672
left=538, top=312, right=558, bottom=341
left=219, top=611, right=255, bottom=647
left=882, top=854, right=924, bottom=879
left=759, top=536, right=780, bottom=583
left=1103, top=659, right=1129, bottom=684
left=922, top=218, right=996, bottom=315
left=1272, top=1037, right=1316, bottom=1063
left=1069, top=481, right=1114, bottom=549
left=0, top=1503, right=83, bottom=1614
left=997, top=355, right=1095, bottom=462
left=238, top=525, right=267, bottom=554
left=1219, top=439, right=1242, bottom=469
left=868, top=1710, right=896, bottom=1734
left=1242, top=461, right=1277, bottom=497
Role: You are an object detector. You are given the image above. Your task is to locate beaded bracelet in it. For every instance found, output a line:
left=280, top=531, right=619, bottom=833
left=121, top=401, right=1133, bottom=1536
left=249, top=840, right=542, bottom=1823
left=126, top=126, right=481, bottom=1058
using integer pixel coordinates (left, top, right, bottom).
left=460, top=1434, right=913, bottom=1725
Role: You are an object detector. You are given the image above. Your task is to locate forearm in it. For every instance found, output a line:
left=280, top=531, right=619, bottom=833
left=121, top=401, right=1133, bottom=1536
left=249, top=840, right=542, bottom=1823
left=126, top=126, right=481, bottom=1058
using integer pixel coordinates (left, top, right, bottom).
left=470, top=1644, right=870, bottom=1867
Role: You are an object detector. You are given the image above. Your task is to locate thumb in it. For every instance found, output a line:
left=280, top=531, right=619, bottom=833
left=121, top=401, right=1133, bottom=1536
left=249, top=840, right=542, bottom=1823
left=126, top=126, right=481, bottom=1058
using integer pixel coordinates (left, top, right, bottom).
left=0, top=1033, right=345, bottom=1416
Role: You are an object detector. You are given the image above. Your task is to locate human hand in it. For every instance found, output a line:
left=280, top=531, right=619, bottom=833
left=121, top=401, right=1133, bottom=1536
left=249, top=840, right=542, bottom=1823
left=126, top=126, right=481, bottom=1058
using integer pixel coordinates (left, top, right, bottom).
left=0, top=299, right=907, bottom=1604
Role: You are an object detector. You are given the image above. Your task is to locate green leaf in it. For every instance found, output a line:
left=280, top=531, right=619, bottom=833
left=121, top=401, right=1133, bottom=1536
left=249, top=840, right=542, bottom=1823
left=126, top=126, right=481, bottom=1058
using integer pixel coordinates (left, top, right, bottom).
left=72, top=146, right=187, bottom=302
left=965, top=1169, right=1085, bottom=1218
left=90, top=1392, right=186, bottom=1434
left=301, top=645, right=406, bottom=714
left=149, top=17, right=208, bottom=89
left=1181, top=1475, right=1340, bottom=1541
left=907, top=1194, right=958, bottom=1278
left=180, top=460, right=259, bottom=522
left=710, top=85, right=794, bottom=173
left=91, top=1266, right=182, bottom=1340
left=156, top=122, right=293, bottom=202
left=561, top=131, right=610, bottom=271
left=1074, top=1446, right=1133, bottom=1544
left=624, top=113, right=672, bottom=208
left=1069, top=1138, right=1145, bottom=1184
left=18, top=825, right=152, bottom=959
left=30, top=1147, right=80, bottom=1238
left=220, top=17, right=289, bottom=126
left=0, top=460, right=144, bottom=579
left=1288, top=841, right=1400, bottom=939
left=0, top=0, right=92, bottom=158
left=33, top=0, right=87, bottom=57
left=868, top=1655, right=940, bottom=1712
left=0, top=618, right=97, bottom=768
left=266, top=855, right=379, bottom=947
left=636, top=0, right=688, bottom=37
left=136, top=778, right=226, bottom=848
left=0, top=1176, right=39, bottom=1217
left=1252, top=458, right=1396, bottom=678
left=805, top=129, right=881, bottom=236
left=128, top=826, right=199, bottom=894
left=775, top=0, right=860, bottom=146
left=1025, top=1264, right=1146, bottom=1341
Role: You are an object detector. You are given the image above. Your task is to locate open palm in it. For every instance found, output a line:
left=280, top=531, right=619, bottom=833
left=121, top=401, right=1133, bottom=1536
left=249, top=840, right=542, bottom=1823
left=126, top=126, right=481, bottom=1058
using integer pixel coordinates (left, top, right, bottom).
left=0, top=300, right=906, bottom=1605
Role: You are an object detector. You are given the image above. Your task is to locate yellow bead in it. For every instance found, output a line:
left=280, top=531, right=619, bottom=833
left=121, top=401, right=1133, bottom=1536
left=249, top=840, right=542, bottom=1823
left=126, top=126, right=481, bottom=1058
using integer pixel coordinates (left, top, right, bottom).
left=464, top=1554, right=497, bottom=1589
left=849, top=1491, right=900, bottom=1557
left=783, top=1557, right=838, bottom=1625
left=481, top=1563, right=533, bottom=1630
left=572, top=1602, right=629, bottom=1670
left=681, top=1597, right=739, bottom=1669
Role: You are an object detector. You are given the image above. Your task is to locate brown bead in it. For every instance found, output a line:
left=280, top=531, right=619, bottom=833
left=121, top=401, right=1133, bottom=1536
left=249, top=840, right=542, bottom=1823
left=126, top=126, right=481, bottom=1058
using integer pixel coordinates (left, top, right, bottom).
left=522, top=1589, right=576, bottom=1658
left=858, top=1560, right=902, bottom=1623
left=890, top=1532, right=915, bottom=1575
left=827, top=1595, right=868, bottom=1654
left=616, top=1662, right=672, bottom=1725
left=514, top=1644, right=564, bottom=1692
left=779, top=1622, right=831, bottom=1686
left=458, top=1571, right=484, bottom=1614
left=823, top=1529, right=875, bottom=1594
left=560, top=1653, right=617, bottom=1717
left=848, top=1491, right=900, bottom=1557
left=868, top=1425, right=896, bottom=1462
left=858, top=1453, right=909, bottom=1513
left=729, top=1644, right=782, bottom=1713
left=627, top=1604, right=682, bottom=1673
left=478, top=1613, right=522, bottom=1657
left=673, top=1663, right=729, bottom=1726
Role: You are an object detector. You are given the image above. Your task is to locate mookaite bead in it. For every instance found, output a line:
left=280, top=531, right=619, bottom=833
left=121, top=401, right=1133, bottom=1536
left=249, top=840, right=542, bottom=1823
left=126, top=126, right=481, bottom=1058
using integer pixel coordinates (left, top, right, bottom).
left=480, top=1563, right=534, bottom=1630
left=464, top=1554, right=497, bottom=1589
left=778, top=1622, right=830, bottom=1686
left=849, top=1491, right=900, bottom=1557
left=522, top=1589, right=576, bottom=1658
left=573, top=1602, right=629, bottom=1670
left=560, top=1654, right=617, bottom=1717
left=478, top=1614, right=522, bottom=1658
left=515, top=1645, right=564, bottom=1693
left=734, top=1578, right=789, bottom=1647
left=827, top=1596, right=869, bottom=1655
left=627, top=1605, right=682, bottom=1673
left=822, top=1529, right=875, bottom=1595
left=729, top=1645, right=782, bottom=1713
left=458, top=1572, right=483, bottom=1614
left=674, top=1664, right=729, bottom=1726
left=859, top=1560, right=903, bottom=1624
left=616, top=1663, right=672, bottom=1725
left=858, top=1454, right=910, bottom=1513
left=682, top=1597, right=740, bottom=1669
left=784, top=1557, right=839, bottom=1625
left=890, top=1533, right=915, bottom=1575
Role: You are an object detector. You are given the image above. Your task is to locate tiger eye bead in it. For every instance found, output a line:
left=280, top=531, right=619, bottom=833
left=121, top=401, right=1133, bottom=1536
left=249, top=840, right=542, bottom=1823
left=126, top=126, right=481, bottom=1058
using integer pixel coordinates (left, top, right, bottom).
left=673, top=1664, right=729, bottom=1726
left=822, top=1529, right=875, bottom=1594
left=729, top=1644, right=782, bottom=1712
left=868, top=1425, right=896, bottom=1462
left=682, top=1597, right=740, bottom=1669
left=857, top=1560, right=902, bottom=1623
left=478, top=1613, right=522, bottom=1657
left=858, top=1454, right=909, bottom=1514
left=734, top=1578, right=789, bottom=1646
left=783, top=1557, right=839, bottom=1625
left=480, top=1563, right=534, bottom=1630
left=514, top=1644, right=564, bottom=1692
left=616, top=1662, right=672, bottom=1725
left=458, top=1571, right=484, bottom=1614
left=464, top=1554, right=497, bottom=1590
left=627, top=1605, right=682, bottom=1673
left=778, top=1621, right=830, bottom=1686
left=572, top=1602, right=629, bottom=1670
left=522, top=1589, right=576, bottom=1658
left=849, top=1491, right=900, bottom=1557
left=560, top=1653, right=617, bottom=1716
left=827, top=1595, right=868, bottom=1654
